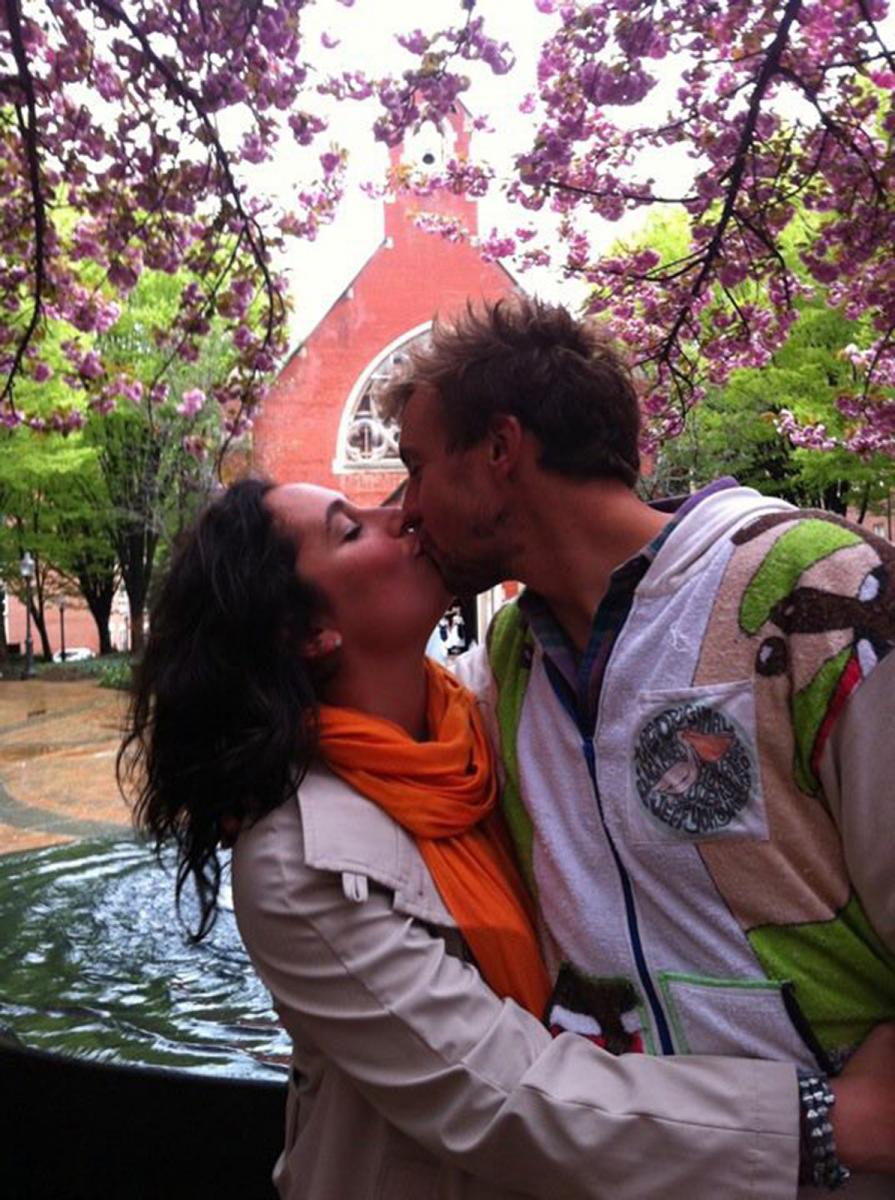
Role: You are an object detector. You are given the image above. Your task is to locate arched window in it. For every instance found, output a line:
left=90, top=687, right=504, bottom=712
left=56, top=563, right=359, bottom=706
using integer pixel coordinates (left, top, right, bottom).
left=335, top=324, right=431, bottom=472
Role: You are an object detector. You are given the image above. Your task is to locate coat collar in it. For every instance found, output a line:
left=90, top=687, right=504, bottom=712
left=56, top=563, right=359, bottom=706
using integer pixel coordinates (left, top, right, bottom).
left=297, top=762, right=457, bottom=929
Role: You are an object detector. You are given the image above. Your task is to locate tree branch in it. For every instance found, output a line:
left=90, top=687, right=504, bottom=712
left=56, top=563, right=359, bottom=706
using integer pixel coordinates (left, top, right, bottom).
left=89, top=0, right=284, bottom=354
left=856, top=0, right=895, bottom=74
left=656, top=0, right=804, bottom=368
left=544, top=177, right=697, bottom=205
left=2, top=0, right=47, bottom=408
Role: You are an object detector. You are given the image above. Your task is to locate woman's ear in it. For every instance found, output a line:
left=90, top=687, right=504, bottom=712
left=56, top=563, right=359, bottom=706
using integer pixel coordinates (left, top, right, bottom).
left=301, top=628, right=343, bottom=659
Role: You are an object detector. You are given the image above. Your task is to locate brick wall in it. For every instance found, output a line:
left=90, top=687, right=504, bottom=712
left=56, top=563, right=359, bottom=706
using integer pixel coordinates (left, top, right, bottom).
left=3, top=592, right=115, bottom=659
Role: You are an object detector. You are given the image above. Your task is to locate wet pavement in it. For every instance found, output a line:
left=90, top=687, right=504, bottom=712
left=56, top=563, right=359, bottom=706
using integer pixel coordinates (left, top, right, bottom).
left=0, top=678, right=132, bottom=855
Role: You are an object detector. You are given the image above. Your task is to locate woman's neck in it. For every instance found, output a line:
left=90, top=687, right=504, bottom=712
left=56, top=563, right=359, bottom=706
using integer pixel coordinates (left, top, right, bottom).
left=321, top=655, right=430, bottom=741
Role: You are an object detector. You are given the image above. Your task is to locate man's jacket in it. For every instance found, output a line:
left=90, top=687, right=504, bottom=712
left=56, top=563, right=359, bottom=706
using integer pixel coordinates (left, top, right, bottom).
left=458, top=486, right=895, bottom=1186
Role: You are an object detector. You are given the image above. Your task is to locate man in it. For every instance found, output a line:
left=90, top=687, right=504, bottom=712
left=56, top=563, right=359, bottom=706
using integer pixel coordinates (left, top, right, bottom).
left=391, top=296, right=895, bottom=1194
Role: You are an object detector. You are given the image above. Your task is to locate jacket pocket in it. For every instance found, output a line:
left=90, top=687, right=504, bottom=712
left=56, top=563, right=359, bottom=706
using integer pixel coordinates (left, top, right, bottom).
left=626, top=679, right=769, bottom=845
left=657, top=970, right=818, bottom=1066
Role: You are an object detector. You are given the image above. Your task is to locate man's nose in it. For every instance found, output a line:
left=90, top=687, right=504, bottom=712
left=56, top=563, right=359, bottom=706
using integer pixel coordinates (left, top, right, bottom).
left=400, top=480, right=421, bottom=526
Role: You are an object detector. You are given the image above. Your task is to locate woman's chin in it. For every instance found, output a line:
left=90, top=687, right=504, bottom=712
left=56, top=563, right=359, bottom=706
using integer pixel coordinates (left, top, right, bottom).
left=433, top=587, right=453, bottom=619
left=419, top=564, right=453, bottom=613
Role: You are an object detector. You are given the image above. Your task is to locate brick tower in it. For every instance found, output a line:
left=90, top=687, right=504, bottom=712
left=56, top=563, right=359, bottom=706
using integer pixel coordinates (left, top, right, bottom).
left=251, top=104, right=517, bottom=506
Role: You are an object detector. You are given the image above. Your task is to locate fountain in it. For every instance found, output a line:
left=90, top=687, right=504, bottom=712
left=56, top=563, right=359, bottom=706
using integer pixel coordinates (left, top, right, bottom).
left=0, top=837, right=290, bottom=1199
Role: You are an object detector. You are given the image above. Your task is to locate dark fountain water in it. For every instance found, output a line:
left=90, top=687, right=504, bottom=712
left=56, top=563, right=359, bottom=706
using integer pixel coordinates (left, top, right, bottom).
left=0, top=836, right=290, bottom=1080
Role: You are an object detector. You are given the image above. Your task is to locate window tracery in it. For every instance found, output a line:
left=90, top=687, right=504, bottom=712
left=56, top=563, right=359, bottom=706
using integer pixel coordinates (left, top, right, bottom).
left=338, top=327, right=431, bottom=470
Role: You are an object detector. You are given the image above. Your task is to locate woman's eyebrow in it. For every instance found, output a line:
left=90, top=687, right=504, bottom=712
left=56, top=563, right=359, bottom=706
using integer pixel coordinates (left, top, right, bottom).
left=324, top=498, right=349, bottom=538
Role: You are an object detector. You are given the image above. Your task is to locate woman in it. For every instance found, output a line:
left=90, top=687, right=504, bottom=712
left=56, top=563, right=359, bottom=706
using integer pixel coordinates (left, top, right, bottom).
left=120, top=478, right=832, bottom=1199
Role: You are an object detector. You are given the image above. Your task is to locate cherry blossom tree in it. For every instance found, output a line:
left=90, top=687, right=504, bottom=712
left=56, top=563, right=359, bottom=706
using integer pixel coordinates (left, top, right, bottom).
left=0, top=0, right=346, bottom=450
left=383, top=1, right=895, bottom=457
left=1, top=0, right=893, bottom=462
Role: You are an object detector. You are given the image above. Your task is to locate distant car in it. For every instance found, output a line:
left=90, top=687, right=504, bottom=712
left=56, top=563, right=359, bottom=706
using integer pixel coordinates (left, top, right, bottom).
left=52, top=647, right=95, bottom=663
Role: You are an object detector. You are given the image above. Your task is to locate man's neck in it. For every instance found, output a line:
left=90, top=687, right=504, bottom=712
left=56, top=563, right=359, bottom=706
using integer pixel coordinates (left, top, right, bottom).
left=512, top=478, right=673, bottom=653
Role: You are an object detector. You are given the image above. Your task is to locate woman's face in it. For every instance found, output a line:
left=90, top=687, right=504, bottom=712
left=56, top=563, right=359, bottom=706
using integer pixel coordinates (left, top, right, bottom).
left=266, top=484, right=450, bottom=655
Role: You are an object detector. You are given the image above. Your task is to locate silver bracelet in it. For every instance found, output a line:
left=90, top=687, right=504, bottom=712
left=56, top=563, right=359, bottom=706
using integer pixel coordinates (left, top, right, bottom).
left=797, top=1069, right=851, bottom=1190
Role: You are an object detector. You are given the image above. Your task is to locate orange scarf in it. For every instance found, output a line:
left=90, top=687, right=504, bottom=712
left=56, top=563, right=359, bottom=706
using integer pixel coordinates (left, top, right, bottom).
left=317, top=660, right=550, bottom=1018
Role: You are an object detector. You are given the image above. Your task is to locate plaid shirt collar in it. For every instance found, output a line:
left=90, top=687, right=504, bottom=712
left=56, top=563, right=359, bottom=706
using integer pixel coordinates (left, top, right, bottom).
left=517, top=478, right=739, bottom=720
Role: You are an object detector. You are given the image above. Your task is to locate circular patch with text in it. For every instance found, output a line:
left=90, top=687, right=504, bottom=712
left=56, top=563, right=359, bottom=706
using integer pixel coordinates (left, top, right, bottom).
left=633, top=703, right=752, bottom=836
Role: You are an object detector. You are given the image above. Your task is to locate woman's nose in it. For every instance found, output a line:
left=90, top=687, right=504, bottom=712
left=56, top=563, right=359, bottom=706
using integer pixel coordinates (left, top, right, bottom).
left=381, top=505, right=408, bottom=536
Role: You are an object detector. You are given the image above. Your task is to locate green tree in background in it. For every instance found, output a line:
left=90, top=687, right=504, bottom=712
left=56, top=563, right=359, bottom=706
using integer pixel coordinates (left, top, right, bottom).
left=652, top=298, right=895, bottom=519
left=0, top=433, right=97, bottom=659
left=86, top=270, right=228, bottom=653
left=0, top=268, right=240, bottom=655
left=627, top=211, right=895, bottom=519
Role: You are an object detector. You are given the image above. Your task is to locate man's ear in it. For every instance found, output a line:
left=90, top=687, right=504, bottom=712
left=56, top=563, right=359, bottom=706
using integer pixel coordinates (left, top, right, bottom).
left=301, top=628, right=343, bottom=660
left=486, top=413, right=525, bottom=477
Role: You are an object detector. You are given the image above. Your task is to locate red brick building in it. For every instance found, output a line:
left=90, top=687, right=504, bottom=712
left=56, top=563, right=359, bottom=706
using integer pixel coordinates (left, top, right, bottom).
left=3, top=584, right=128, bottom=665
left=252, top=104, right=518, bottom=508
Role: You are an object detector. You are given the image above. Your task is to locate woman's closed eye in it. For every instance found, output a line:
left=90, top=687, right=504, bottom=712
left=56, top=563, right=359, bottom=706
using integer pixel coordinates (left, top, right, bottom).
left=341, top=521, right=362, bottom=542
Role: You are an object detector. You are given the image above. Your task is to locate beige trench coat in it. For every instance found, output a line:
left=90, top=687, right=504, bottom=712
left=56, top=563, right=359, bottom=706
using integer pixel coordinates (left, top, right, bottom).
left=232, top=763, right=799, bottom=1200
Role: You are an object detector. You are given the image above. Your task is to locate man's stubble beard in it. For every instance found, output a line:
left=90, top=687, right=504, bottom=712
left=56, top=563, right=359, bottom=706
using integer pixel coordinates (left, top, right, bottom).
left=434, top=554, right=507, bottom=601
left=425, top=510, right=518, bottom=600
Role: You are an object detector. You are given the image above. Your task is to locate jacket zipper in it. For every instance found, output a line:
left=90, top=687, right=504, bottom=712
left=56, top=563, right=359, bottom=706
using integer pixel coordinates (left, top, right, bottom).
left=581, top=738, right=674, bottom=1055
left=542, top=654, right=674, bottom=1054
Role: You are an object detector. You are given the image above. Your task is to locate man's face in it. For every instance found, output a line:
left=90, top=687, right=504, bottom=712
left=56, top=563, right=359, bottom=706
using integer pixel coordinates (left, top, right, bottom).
left=399, top=385, right=513, bottom=596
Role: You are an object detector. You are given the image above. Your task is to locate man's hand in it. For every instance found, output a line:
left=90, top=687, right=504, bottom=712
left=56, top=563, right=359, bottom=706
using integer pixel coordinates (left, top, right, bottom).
left=831, top=1023, right=895, bottom=1174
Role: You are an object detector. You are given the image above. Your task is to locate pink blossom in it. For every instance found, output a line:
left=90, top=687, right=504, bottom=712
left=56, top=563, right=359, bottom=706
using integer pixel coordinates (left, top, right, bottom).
left=176, top=388, right=206, bottom=419
left=181, top=434, right=208, bottom=460
left=320, top=151, right=343, bottom=176
left=411, top=211, right=469, bottom=243
left=289, top=111, right=327, bottom=146
left=224, top=414, right=254, bottom=438
left=479, top=229, right=516, bottom=261
left=240, top=132, right=269, bottom=164
left=1, top=0, right=892, bottom=459
left=78, top=349, right=103, bottom=379
left=397, top=31, right=430, bottom=55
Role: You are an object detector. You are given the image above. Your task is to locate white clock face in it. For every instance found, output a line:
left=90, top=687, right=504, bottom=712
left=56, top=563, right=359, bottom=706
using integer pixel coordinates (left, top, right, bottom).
left=404, top=121, right=453, bottom=172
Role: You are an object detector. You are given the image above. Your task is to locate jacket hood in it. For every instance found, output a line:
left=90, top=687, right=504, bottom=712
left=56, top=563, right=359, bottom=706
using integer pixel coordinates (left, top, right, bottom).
left=639, top=486, right=795, bottom=597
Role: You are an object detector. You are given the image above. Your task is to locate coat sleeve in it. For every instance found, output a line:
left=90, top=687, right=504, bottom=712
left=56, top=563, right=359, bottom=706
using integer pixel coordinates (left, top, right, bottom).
left=818, top=649, right=895, bottom=951
left=233, top=812, right=798, bottom=1200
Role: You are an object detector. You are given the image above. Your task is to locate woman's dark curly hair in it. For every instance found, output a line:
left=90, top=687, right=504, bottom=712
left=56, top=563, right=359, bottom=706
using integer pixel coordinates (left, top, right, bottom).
left=118, top=478, right=324, bottom=941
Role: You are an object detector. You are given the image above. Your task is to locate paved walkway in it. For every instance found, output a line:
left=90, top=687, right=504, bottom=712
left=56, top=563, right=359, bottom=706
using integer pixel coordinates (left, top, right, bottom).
left=0, top=678, right=132, bottom=855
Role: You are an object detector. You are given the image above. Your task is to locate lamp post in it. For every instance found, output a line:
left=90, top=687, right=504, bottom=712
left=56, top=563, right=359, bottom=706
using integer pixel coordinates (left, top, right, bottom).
left=19, top=551, right=35, bottom=680
left=58, top=598, right=67, bottom=663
